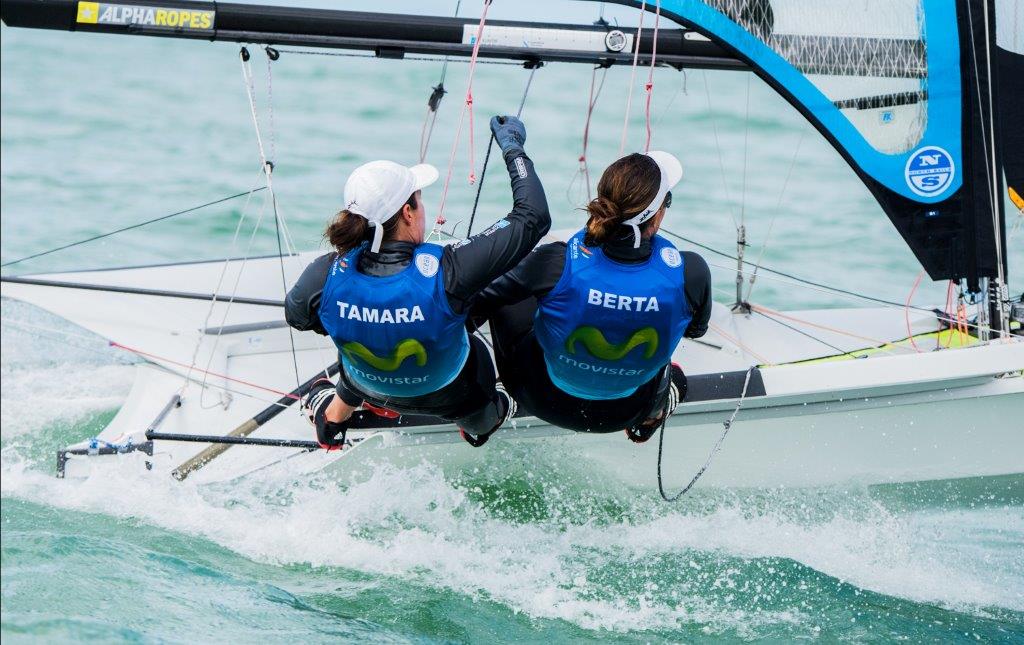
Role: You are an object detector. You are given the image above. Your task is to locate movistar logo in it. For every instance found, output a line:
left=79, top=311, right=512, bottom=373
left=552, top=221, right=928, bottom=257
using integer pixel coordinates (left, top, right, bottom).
left=565, top=326, right=658, bottom=361
left=342, top=338, right=427, bottom=371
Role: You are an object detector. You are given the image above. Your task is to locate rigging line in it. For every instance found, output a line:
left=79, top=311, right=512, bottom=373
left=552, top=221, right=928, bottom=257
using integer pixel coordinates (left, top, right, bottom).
left=752, top=308, right=862, bottom=358
left=964, top=3, right=1007, bottom=297
left=619, top=0, right=647, bottom=155
left=738, top=74, right=751, bottom=227
left=904, top=270, right=925, bottom=353
left=707, top=256, right=972, bottom=337
left=434, top=0, right=493, bottom=233
left=0, top=319, right=137, bottom=363
left=570, top=63, right=609, bottom=206
left=707, top=321, right=772, bottom=365
left=642, top=0, right=661, bottom=153
left=748, top=303, right=915, bottom=353
left=701, top=70, right=739, bottom=228
left=184, top=166, right=266, bottom=397
left=744, top=129, right=806, bottom=302
left=418, top=0, right=462, bottom=163
left=0, top=188, right=266, bottom=269
left=466, top=64, right=539, bottom=237
left=657, top=366, right=754, bottom=501
left=659, top=226, right=938, bottom=314
left=110, top=341, right=300, bottom=399
left=242, top=47, right=303, bottom=392
left=654, top=68, right=687, bottom=129
left=195, top=177, right=272, bottom=406
left=737, top=75, right=753, bottom=236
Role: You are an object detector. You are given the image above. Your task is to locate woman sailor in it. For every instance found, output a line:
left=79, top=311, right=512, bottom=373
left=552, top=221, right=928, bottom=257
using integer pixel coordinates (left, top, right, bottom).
left=285, top=116, right=549, bottom=449
left=472, top=152, right=712, bottom=441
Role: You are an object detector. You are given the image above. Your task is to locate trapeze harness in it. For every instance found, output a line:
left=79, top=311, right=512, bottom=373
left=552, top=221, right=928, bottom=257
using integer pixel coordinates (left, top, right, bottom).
left=319, top=243, right=470, bottom=398
left=534, top=229, right=691, bottom=400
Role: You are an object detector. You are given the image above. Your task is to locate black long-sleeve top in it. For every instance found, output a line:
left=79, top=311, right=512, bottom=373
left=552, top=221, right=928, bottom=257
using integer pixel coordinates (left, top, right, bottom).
left=285, top=148, right=550, bottom=333
left=472, top=227, right=713, bottom=339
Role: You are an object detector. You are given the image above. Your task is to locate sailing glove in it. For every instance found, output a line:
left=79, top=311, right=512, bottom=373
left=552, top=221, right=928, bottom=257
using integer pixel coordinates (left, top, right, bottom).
left=303, top=378, right=348, bottom=451
left=490, top=115, right=526, bottom=155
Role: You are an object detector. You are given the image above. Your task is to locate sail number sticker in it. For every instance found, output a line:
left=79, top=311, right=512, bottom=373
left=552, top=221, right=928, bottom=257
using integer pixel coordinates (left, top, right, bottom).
left=905, top=146, right=955, bottom=198
left=76, top=2, right=214, bottom=31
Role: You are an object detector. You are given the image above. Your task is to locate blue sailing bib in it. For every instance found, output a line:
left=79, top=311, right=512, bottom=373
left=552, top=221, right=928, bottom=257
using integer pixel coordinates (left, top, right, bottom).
left=318, top=243, right=469, bottom=398
left=534, top=229, right=691, bottom=400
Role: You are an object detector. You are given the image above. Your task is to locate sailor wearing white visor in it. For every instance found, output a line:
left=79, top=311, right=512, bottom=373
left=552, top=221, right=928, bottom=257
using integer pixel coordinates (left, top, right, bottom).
left=285, top=115, right=551, bottom=450
left=471, top=151, right=713, bottom=442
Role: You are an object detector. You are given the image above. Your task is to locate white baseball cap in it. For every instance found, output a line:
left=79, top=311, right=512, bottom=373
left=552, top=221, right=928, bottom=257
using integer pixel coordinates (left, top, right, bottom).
left=623, top=151, right=684, bottom=248
left=343, top=160, right=439, bottom=252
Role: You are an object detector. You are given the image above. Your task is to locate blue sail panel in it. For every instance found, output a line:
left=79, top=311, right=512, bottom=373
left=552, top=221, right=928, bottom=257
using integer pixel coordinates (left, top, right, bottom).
left=608, top=0, right=1004, bottom=283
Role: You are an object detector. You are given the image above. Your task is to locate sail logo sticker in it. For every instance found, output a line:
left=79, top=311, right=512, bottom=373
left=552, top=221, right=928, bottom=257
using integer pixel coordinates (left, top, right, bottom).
left=905, top=146, right=955, bottom=197
left=76, top=2, right=214, bottom=31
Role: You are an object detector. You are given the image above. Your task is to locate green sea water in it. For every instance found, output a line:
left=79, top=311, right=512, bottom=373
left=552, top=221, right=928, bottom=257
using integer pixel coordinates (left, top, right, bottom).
left=2, top=2, right=1023, bottom=642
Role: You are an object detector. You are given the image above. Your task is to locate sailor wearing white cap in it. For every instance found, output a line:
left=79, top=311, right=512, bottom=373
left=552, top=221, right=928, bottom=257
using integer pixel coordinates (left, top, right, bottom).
left=470, top=151, right=713, bottom=442
left=285, top=115, right=551, bottom=449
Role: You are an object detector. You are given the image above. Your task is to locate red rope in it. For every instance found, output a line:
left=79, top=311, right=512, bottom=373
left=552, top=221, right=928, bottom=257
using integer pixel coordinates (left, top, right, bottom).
left=643, top=0, right=662, bottom=153
left=619, top=0, right=647, bottom=155
left=578, top=66, right=603, bottom=201
left=435, top=0, right=492, bottom=228
left=905, top=271, right=925, bottom=353
left=109, top=341, right=300, bottom=400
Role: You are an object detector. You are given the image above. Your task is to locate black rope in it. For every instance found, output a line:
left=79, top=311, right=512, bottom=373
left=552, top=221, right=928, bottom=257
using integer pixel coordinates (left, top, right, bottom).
left=1, top=187, right=266, bottom=269
left=656, top=366, right=754, bottom=501
left=466, top=136, right=495, bottom=237
left=658, top=226, right=938, bottom=313
left=466, top=62, right=541, bottom=238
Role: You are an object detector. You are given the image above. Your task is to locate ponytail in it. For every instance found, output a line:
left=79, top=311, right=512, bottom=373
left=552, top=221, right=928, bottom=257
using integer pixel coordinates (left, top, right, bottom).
left=324, top=191, right=419, bottom=255
left=583, top=196, right=623, bottom=246
left=325, top=210, right=370, bottom=256
left=584, top=153, right=661, bottom=247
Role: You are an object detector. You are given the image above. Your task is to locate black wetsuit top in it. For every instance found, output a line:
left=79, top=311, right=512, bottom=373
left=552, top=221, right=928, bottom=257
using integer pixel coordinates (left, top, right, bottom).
left=473, top=228, right=712, bottom=335
left=285, top=149, right=550, bottom=430
left=472, top=227, right=713, bottom=433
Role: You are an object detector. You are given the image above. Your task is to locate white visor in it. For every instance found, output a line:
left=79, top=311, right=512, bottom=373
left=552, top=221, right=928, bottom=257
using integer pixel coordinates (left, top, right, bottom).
left=622, top=151, right=683, bottom=248
left=344, top=161, right=439, bottom=252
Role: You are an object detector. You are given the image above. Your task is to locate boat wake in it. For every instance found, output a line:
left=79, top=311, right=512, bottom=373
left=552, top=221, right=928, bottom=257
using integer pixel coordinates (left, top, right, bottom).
left=2, top=300, right=1022, bottom=638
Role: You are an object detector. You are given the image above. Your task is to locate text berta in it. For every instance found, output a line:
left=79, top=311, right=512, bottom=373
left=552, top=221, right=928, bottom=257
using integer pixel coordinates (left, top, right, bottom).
left=335, top=301, right=425, bottom=324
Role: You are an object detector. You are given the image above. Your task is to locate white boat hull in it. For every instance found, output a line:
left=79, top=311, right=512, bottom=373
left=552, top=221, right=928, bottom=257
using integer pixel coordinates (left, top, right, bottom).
left=3, top=250, right=1022, bottom=490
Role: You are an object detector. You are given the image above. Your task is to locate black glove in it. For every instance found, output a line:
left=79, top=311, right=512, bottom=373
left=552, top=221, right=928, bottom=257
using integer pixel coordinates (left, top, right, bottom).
left=490, top=115, right=526, bottom=155
left=303, top=378, right=349, bottom=451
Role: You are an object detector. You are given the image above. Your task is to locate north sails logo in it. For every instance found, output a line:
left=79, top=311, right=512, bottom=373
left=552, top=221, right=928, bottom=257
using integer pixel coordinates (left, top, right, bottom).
left=342, top=339, right=427, bottom=371
left=905, top=146, right=955, bottom=197
left=565, top=326, right=659, bottom=361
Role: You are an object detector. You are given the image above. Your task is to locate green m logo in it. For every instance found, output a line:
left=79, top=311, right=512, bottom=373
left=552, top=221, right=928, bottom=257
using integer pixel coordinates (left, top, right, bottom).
left=341, top=338, right=428, bottom=371
left=565, top=326, right=659, bottom=361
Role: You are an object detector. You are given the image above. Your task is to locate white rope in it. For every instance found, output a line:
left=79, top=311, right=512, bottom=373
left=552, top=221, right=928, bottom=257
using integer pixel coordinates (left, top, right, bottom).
left=745, top=129, right=806, bottom=302
left=240, top=48, right=303, bottom=397
left=701, top=70, right=740, bottom=228
left=619, top=0, right=647, bottom=156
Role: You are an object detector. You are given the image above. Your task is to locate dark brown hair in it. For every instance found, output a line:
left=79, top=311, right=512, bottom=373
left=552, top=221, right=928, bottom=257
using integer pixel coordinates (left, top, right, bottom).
left=584, top=153, right=661, bottom=246
left=325, top=192, right=418, bottom=255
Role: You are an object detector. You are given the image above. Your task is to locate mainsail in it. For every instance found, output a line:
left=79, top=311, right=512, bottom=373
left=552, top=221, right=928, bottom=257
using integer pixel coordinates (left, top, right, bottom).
left=604, top=0, right=1011, bottom=293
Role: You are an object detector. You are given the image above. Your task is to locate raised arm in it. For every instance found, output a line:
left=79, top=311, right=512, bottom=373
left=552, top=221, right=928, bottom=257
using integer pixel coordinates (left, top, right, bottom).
left=441, top=116, right=551, bottom=315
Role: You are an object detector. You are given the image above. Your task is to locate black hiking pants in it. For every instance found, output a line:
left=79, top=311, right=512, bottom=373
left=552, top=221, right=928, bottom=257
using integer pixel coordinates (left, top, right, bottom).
left=488, top=298, right=672, bottom=433
left=335, top=334, right=504, bottom=435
